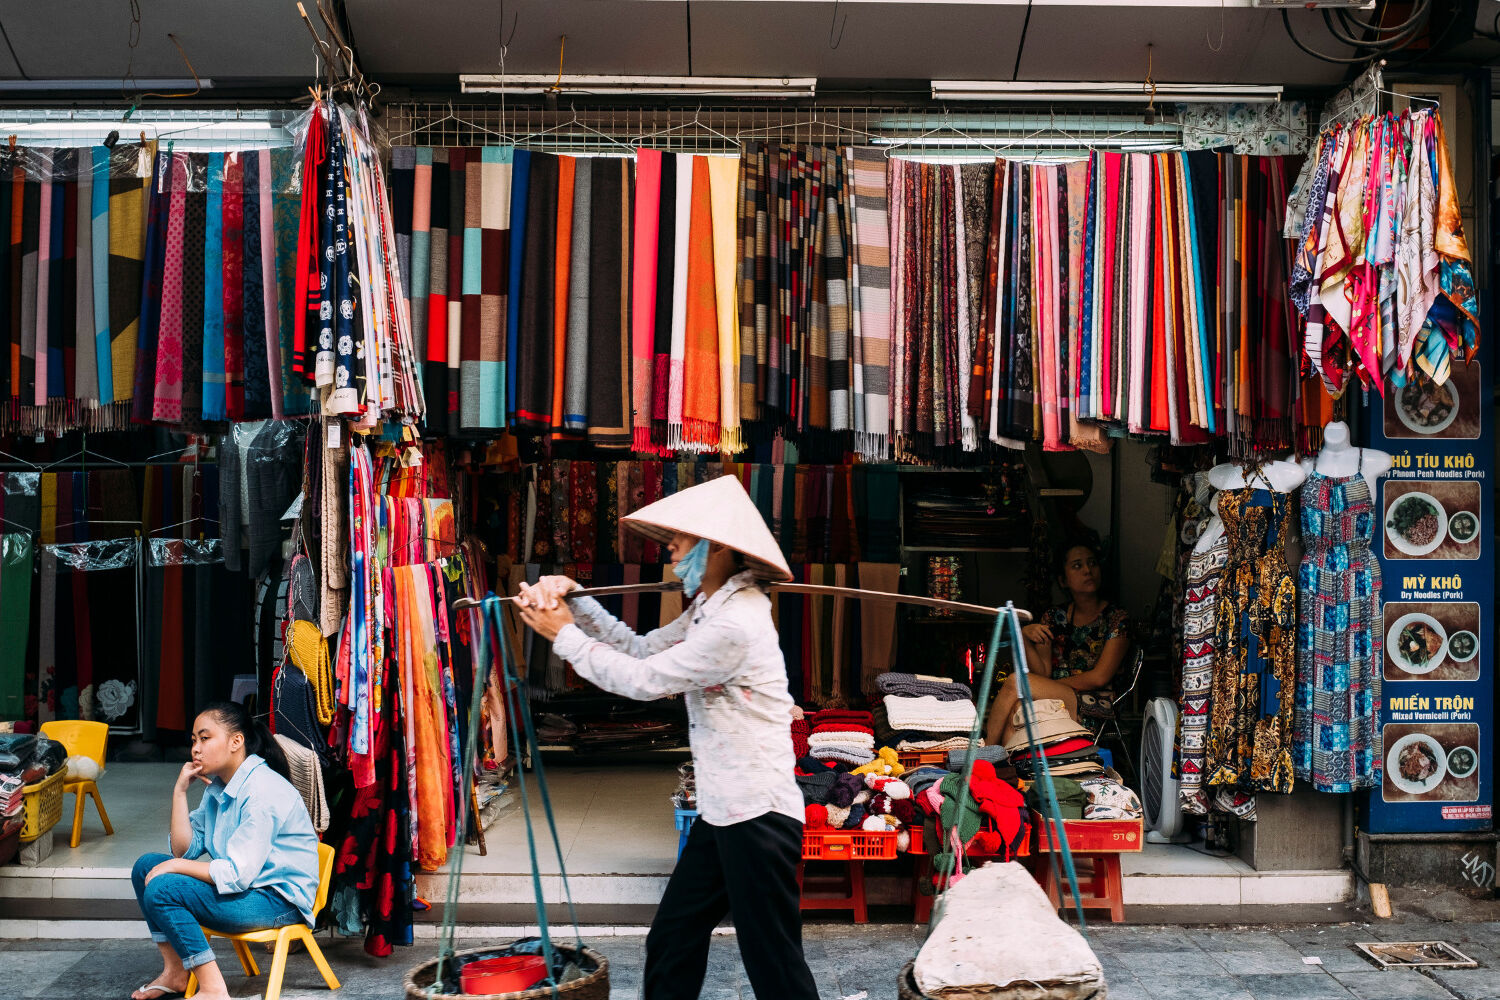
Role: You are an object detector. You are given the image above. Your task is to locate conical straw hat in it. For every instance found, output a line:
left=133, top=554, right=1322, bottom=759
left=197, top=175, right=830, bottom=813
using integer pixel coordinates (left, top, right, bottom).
left=621, top=475, right=793, bottom=582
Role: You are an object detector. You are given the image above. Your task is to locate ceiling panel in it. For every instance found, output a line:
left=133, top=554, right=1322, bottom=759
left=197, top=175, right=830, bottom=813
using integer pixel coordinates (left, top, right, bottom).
left=0, top=1, right=1378, bottom=95
left=0, top=0, right=313, bottom=83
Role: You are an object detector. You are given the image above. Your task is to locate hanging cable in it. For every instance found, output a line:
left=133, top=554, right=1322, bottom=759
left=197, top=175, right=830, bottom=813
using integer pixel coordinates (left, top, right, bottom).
left=1280, top=4, right=1431, bottom=65
left=0, top=14, right=29, bottom=80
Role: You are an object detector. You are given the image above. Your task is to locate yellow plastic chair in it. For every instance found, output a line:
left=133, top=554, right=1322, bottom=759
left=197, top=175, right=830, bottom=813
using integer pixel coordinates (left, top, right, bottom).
left=38, top=720, right=114, bottom=849
left=185, top=842, right=341, bottom=1000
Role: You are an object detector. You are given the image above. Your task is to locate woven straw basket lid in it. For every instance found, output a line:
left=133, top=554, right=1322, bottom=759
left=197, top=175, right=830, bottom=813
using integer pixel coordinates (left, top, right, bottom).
left=620, top=476, right=793, bottom=582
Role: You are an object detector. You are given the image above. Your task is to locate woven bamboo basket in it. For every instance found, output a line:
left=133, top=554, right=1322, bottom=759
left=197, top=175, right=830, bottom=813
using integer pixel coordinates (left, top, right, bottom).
left=405, top=943, right=609, bottom=1000
left=899, top=960, right=1108, bottom=1000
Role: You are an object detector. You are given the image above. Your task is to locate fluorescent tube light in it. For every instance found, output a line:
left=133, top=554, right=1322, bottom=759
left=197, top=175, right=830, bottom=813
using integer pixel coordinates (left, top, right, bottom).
left=932, top=81, right=1283, bottom=103
left=460, top=75, right=816, bottom=98
left=0, top=78, right=213, bottom=92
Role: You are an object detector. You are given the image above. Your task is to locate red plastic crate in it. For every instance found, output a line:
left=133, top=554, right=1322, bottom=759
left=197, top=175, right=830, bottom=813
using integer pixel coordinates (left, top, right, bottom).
left=1030, top=812, right=1144, bottom=853
left=803, top=829, right=899, bottom=861
left=907, top=822, right=1031, bottom=858
left=896, top=750, right=949, bottom=770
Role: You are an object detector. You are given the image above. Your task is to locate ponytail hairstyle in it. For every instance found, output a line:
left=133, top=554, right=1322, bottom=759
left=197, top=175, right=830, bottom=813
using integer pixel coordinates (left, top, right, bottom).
left=204, top=701, right=291, bottom=783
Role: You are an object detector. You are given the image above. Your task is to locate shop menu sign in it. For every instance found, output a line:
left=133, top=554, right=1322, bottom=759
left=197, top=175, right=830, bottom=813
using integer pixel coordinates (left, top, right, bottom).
left=1365, top=359, right=1493, bottom=834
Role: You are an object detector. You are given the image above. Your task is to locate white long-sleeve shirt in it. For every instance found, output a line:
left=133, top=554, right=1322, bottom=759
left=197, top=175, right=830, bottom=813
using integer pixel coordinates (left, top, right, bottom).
left=551, top=571, right=804, bottom=827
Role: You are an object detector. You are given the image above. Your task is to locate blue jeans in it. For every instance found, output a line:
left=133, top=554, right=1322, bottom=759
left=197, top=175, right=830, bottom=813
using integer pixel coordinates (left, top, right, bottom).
left=131, top=853, right=303, bottom=970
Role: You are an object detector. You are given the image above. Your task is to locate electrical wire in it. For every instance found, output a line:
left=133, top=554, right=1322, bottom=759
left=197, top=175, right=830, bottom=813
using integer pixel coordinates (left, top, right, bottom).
left=1280, top=4, right=1431, bottom=65
left=1320, top=4, right=1429, bottom=52
left=1337, top=0, right=1428, bottom=35
left=1011, top=0, right=1034, bottom=82
left=0, top=14, right=29, bottom=80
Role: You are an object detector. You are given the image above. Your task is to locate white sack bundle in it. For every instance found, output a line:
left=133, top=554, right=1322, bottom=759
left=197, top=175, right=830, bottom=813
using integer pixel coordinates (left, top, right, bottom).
left=914, top=861, right=1105, bottom=1000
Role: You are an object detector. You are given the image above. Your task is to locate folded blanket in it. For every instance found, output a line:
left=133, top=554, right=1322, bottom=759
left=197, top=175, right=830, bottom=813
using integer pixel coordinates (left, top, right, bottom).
left=884, top=694, right=978, bottom=733
left=948, top=745, right=1007, bottom=770
left=812, top=746, right=876, bottom=766
left=808, top=731, right=875, bottom=749
left=878, top=672, right=974, bottom=702
left=812, top=709, right=875, bottom=726
left=899, top=736, right=974, bottom=752
left=812, top=722, right=874, bottom=736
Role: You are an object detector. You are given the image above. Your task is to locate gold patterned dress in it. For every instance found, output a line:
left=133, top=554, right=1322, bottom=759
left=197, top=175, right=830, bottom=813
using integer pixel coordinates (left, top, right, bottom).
left=1204, top=488, right=1298, bottom=795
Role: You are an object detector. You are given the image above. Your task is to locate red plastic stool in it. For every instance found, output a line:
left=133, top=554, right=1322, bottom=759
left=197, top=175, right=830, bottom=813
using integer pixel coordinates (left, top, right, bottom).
left=1037, top=853, right=1125, bottom=922
left=797, top=860, right=869, bottom=923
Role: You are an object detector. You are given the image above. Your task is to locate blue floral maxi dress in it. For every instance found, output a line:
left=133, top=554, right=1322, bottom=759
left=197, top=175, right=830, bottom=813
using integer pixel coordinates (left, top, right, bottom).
left=1294, top=471, right=1382, bottom=792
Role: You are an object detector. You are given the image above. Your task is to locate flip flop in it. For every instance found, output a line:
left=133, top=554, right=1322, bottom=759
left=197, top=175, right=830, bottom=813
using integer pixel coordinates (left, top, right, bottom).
left=132, top=983, right=186, bottom=1000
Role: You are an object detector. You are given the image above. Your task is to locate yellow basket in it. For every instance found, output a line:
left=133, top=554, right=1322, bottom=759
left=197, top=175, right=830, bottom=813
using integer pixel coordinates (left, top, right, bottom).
left=20, top=769, right=65, bottom=843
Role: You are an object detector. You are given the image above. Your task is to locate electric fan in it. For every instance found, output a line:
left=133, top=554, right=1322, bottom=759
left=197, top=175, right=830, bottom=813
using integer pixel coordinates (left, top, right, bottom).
left=1139, top=697, right=1188, bottom=844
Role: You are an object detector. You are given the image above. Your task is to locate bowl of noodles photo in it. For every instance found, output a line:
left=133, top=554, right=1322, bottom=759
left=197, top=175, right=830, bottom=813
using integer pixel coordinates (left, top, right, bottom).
left=1386, top=612, right=1448, bottom=675
left=1387, top=733, right=1448, bottom=795
left=1395, top=379, right=1460, bottom=436
left=1386, top=492, right=1448, bottom=557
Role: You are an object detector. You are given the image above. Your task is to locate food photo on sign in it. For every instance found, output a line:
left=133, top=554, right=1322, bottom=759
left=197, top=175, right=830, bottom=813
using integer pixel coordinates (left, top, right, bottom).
left=1383, top=481, right=1482, bottom=561
left=1383, top=361, right=1482, bottom=440
left=1384, top=602, right=1481, bottom=681
left=1382, top=722, right=1481, bottom=803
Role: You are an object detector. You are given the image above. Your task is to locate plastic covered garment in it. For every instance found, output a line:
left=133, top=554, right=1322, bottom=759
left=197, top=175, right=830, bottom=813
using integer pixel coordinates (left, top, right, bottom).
left=914, top=861, right=1104, bottom=1000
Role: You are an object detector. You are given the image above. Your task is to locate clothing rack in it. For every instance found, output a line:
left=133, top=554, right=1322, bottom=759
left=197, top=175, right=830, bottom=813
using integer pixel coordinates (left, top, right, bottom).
left=382, top=103, right=1194, bottom=157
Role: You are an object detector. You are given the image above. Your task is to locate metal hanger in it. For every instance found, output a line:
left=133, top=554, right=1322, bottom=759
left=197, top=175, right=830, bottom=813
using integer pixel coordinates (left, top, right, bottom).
left=0, top=447, right=40, bottom=469
left=388, top=101, right=513, bottom=146
left=631, top=107, right=741, bottom=151
left=881, top=110, right=1009, bottom=158
left=514, top=104, right=638, bottom=154
left=732, top=114, right=887, bottom=147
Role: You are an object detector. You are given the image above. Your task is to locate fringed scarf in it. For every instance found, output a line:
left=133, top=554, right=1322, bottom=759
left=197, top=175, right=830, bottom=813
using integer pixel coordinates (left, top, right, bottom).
left=630, top=148, right=662, bottom=452
left=847, top=147, right=891, bottom=459
left=562, top=156, right=591, bottom=433
left=706, top=154, right=742, bottom=452
left=678, top=154, right=719, bottom=452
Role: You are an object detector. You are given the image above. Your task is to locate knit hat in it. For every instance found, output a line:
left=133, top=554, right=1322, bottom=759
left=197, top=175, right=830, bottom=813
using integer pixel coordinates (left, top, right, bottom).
left=947, top=745, right=1008, bottom=771
left=825, top=803, right=852, bottom=829
left=621, top=475, right=793, bottom=581
left=811, top=746, right=877, bottom=766
left=1001, top=699, right=1093, bottom=752
left=805, top=804, right=829, bottom=829
left=877, top=673, right=974, bottom=702
left=852, top=747, right=905, bottom=777
left=795, top=770, right=840, bottom=805
left=827, top=772, right=867, bottom=808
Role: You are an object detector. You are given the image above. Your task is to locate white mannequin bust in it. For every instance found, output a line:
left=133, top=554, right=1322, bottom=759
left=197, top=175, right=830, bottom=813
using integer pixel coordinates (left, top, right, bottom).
left=1298, top=420, right=1392, bottom=495
left=1194, top=493, right=1225, bottom=554
left=1208, top=456, right=1306, bottom=494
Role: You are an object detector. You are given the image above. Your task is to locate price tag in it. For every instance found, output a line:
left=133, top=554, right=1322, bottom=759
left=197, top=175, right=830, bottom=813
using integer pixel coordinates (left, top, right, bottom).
left=326, top=421, right=342, bottom=449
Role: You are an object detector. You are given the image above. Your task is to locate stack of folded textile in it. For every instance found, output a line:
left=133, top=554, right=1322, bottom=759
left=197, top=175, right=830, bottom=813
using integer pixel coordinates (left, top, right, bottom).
left=808, top=709, right=877, bottom=766
left=878, top=674, right=979, bottom=752
left=0, top=733, right=65, bottom=849
left=0, top=773, right=22, bottom=820
left=795, top=752, right=920, bottom=847
left=1002, top=699, right=1106, bottom=782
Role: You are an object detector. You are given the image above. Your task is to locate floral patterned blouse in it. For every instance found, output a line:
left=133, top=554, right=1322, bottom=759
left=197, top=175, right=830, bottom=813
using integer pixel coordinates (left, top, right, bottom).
left=1043, top=604, right=1132, bottom=695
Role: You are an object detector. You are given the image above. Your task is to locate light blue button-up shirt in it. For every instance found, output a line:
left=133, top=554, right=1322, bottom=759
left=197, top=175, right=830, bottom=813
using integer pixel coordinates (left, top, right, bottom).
left=177, top=754, right=320, bottom=924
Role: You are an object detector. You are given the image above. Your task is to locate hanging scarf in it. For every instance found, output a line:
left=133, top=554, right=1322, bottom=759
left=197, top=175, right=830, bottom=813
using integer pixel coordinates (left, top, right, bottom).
left=152, top=153, right=188, bottom=424
left=562, top=156, right=591, bottom=433
left=458, top=148, right=484, bottom=429
left=707, top=154, right=742, bottom=452
left=514, top=151, right=557, bottom=428
left=586, top=158, right=633, bottom=449
left=847, top=147, right=891, bottom=459
left=422, top=147, right=449, bottom=426
left=241, top=151, right=272, bottom=420
left=480, top=145, right=512, bottom=428
left=221, top=153, right=246, bottom=420
left=504, top=148, right=531, bottom=422
left=631, top=148, right=662, bottom=452
left=679, top=155, right=720, bottom=452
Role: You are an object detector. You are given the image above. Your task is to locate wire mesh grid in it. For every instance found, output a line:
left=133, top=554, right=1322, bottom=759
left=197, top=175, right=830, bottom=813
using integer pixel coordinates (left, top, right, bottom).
left=0, top=107, right=302, bottom=150
left=381, top=102, right=1196, bottom=158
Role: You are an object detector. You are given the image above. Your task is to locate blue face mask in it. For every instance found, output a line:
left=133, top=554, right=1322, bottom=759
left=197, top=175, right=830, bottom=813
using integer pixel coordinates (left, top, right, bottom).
left=675, top=539, right=711, bottom=598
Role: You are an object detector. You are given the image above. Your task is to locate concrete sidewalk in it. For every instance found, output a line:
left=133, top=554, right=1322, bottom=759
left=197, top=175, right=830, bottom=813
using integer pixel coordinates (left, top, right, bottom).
left=10, top=917, right=1500, bottom=1000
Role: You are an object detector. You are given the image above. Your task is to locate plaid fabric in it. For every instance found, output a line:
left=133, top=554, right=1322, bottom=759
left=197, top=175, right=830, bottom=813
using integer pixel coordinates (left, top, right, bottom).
left=1294, top=472, right=1381, bottom=792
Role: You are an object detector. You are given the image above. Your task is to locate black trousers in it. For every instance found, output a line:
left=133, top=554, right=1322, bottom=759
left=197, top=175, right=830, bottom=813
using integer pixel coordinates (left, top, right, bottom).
left=643, top=811, right=819, bottom=1000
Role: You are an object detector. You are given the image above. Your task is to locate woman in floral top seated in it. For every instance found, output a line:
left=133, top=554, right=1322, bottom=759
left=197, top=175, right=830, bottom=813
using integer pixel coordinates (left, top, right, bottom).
left=984, top=540, right=1131, bottom=747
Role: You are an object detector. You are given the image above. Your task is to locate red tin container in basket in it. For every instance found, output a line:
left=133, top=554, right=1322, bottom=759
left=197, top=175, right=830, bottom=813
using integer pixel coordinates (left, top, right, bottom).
left=460, top=955, right=548, bottom=994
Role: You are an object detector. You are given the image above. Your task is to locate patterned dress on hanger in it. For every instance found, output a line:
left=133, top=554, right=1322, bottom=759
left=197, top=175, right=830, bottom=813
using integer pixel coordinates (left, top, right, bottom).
left=1294, top=470, right=1381, bottom=791
left=1205, top=488, right=1298, bottom=795
left=1177, top=532, right=1228, bottom=815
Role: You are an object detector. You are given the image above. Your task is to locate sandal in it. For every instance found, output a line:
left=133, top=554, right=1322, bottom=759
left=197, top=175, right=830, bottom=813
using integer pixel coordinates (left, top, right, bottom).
left=132, top=982, right=187, bottom=1000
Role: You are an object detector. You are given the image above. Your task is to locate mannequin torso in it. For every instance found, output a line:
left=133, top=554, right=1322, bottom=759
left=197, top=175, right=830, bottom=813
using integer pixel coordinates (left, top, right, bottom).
left=1208, top=457, right=1307, bottom=494
left=1194, top=494, right=1225, bottom=554
left=1298, top=421, right=1392, bottom=496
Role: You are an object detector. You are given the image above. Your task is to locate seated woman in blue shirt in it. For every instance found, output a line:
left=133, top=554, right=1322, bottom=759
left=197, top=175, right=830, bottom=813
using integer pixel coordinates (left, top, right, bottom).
left=129, top=702, right=320, bottom=1000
